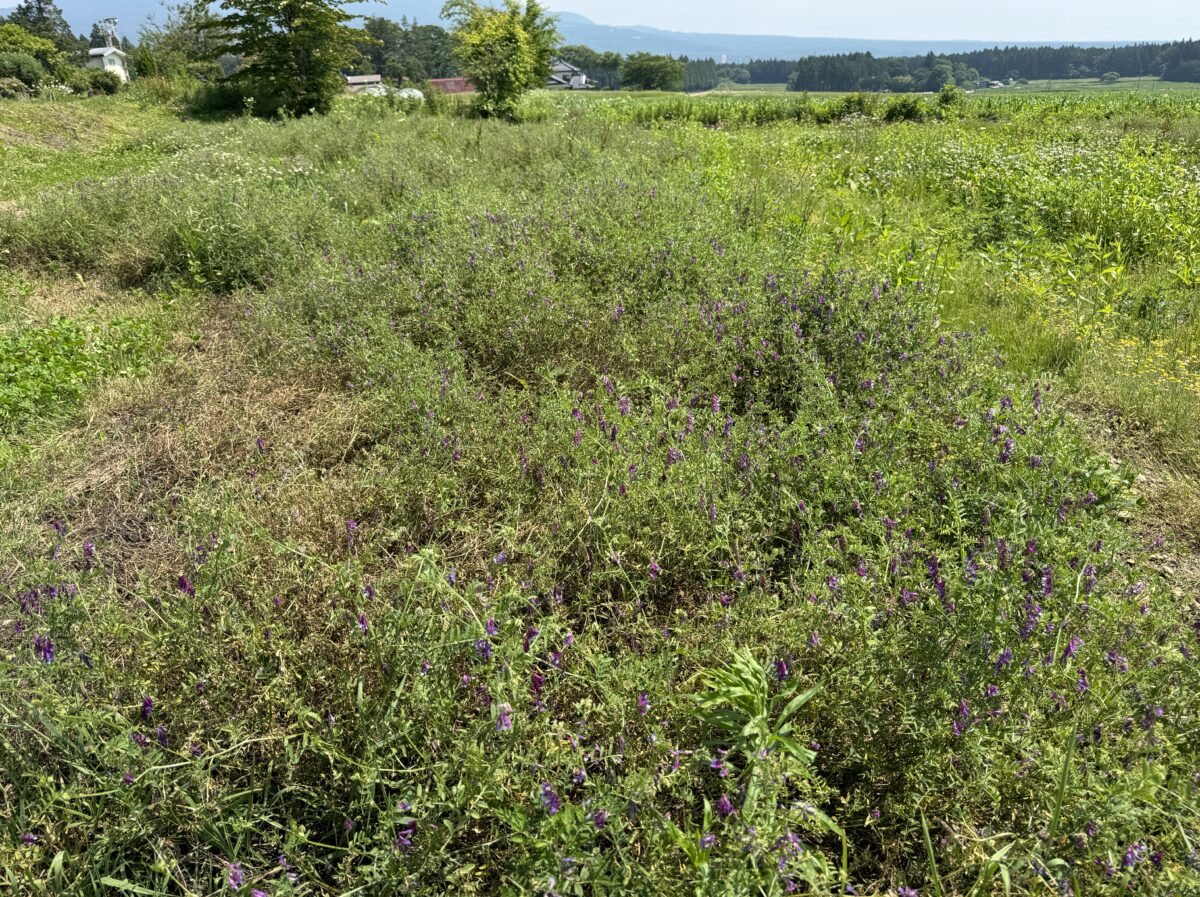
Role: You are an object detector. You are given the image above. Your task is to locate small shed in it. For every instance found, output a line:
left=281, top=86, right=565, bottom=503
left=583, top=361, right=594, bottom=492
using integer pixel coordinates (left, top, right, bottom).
left=86, top=47, right=130, bottom=83
left=345, top=73, right=384, bottom=95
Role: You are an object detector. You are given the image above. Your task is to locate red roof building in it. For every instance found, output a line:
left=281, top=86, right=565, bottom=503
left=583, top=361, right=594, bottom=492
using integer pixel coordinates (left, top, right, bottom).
left=428, top=77, right=474, bottom=94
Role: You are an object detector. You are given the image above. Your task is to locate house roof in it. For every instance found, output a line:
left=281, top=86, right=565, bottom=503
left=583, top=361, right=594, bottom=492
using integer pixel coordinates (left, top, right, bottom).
left=550, top=58, right=582, bottom=74
left=345, top=74, right=383, bottom=85
left=89, top=47, right=127, bottom=58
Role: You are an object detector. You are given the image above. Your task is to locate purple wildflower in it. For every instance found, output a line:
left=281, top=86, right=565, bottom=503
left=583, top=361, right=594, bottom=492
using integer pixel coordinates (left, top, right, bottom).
left=716, top=794, right=736, bottom=818
left=394, top=824, right=415, bottom=852
left=637, top=693, right=650, bottom=715
left=594, top=809, right=608, bottom=828
left=228, top=862, right=244, bottom=890
left=475, top=639, right=493, bottom=661
left=524, top=626, right=539, bottom=652
left=178, top=574, right=195, bottom=596
left=711, top=749, right=729, bottom=777
left=1062, top=636, right=1083, bottom=662
left=648, top=560, right=661, bottom=580
left=357, top=612, right=369, bottom=633
left=699, top=833, right=717, bottom=850
left=33, top=634, right=55, bottom=664
left=485, top=618, right=499, bottom=636
left=898, top=888, right=918, bottom=897
left=1123, top=843, right=1147, bottom=869
left=541, top=782, right=560, bottom=815
left=141, top=697, right=154, bottom=721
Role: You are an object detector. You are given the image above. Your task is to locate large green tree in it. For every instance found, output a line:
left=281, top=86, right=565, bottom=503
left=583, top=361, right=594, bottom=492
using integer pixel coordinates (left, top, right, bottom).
left=0, top=21, right=61, bottom=68
left=620, top=52, right=685, bottom=92
left=441, top=0, right=558, bottom=119
left=4, top=0, right=80, bottom=55
left=209, top=0, right=362, bottom=116
left=136, top=1, right=227, bottom=79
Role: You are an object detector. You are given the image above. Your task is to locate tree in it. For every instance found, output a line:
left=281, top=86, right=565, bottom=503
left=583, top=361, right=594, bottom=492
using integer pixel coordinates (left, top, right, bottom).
left=620, top=53, right=685, bottom=92
left=0, top=22, right=61, bottom=68
left=89, top=23, right=111, bottom=49
left=354, top=17, right=457, bottom=82
left=4, top=0, right=79, bottom=55
left=1099, top=71, right=1121, bottom=83
left=208, top=0, right=363, bottom=116
left=137, top=1, right=227, bottom=79
left=441, top=0, right=559, bottom=119
left=558, top=43, right=619, bottom=89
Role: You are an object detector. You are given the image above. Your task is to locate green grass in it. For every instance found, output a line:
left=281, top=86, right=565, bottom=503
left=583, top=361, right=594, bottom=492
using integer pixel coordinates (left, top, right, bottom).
left=1002, top=76, right=1200, bottom=94
left=0, top=91, right=1198, bottom=896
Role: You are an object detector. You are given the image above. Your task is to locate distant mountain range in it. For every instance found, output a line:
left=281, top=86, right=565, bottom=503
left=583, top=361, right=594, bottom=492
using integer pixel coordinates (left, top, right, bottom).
left=3, top=2, right=1134, bottom=61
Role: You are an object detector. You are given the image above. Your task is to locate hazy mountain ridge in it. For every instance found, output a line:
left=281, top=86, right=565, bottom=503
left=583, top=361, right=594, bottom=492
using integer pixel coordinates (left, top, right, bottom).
left=4, top=2, right=1133, bottom=61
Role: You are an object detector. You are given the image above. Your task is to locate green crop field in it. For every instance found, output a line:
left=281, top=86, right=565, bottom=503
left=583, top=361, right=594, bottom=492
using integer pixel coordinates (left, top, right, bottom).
left=2, top=85, right=1199, bottom=895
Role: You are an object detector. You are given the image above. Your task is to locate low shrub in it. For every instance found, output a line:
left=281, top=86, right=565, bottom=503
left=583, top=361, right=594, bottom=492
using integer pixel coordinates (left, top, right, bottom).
left=87, top=69, right=123, bottom=96
left=0, top=75, right=29, bottom=98
left=0, top=50, right=44, bottom=88
left=884, top=93, right=929, bottom=122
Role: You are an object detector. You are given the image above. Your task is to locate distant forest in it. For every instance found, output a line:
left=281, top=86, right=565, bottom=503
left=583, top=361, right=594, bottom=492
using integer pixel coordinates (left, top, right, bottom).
left=349, top=22, right=1199, bottom=94
left=751, top=41, right=1200, bottom=92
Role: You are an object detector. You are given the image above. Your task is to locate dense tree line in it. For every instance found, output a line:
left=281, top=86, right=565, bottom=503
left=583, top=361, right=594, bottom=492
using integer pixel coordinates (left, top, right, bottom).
left=557, top=43, right=621, bottom=89
left=353, top=16, right=458, bottom=82
left=774, top=40, right=1200, bottom=92
left=948, top=41, right=1199, bottom=82
left=786, top=52, right=981, bottom=92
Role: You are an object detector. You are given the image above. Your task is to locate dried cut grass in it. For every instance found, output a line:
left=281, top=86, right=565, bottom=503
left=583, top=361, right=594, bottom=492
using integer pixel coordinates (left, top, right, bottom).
left=8, top=303, right=375, bottom=594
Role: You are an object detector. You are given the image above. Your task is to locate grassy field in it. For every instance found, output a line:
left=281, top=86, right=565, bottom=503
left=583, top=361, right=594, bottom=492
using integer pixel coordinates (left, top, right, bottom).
left=1, top=87, right=1199, bottom=895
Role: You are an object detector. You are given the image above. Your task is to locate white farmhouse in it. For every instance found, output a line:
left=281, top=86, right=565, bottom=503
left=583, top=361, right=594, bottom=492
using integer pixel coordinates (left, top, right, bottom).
left=87, top=46, right=130, bottom=83
left=547, top=59, right=591, bottom=90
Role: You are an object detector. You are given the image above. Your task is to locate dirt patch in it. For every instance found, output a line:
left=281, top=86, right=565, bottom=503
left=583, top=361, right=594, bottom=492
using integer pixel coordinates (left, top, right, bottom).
left=21, top=278, right=110, bottom=319
left=0, top=122, right=69, bottom=150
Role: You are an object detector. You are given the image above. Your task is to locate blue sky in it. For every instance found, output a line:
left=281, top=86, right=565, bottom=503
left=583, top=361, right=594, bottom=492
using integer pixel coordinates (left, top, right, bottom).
left=550, top=0, right=1195, bottom=41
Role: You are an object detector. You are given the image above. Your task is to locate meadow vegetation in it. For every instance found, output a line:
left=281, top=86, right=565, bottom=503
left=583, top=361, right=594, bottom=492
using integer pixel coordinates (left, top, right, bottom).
left=1, top=86, right=1199, bottom=895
